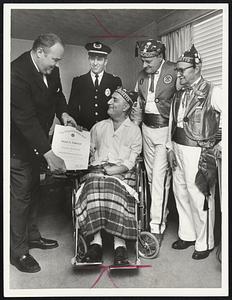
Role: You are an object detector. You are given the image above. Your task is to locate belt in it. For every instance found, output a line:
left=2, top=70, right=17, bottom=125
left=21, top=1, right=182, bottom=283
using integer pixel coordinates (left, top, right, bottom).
left=143, top=113, right=169, bottom=128
left=172, top=127, right=199, bottom=147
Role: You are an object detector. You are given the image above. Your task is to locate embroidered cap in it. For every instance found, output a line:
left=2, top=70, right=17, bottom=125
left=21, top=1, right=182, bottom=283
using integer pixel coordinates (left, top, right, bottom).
left=135, top=39, right=165, bottom=58
left=85, top=41, right=112, bottom=56
left=177, top=44, right=202, bottom=67
left=114, top=88, right=138, bottom=107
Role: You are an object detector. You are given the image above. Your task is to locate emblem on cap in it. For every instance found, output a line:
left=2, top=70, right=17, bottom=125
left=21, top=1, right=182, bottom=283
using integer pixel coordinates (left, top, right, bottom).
left=93, top=42, right=102, bottom=49
left=163, top=74, right=173, bottom=84
left=105, top=88, right=111, bottom=97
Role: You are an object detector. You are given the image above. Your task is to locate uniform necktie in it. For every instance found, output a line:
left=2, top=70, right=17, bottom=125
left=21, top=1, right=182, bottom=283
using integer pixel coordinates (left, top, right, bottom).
left=149, top=71, right=159, bottom=93
left=95, top=74, right=99, bottom=89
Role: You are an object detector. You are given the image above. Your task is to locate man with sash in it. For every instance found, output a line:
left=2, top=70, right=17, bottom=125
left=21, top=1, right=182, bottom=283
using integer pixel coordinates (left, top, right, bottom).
left=167, top=45, right=222, bottom=260
left=132, top=39, right=177, bottom=249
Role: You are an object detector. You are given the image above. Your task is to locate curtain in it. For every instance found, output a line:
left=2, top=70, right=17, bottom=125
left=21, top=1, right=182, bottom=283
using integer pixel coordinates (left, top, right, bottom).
left=161, top=24, right=192, bottom=62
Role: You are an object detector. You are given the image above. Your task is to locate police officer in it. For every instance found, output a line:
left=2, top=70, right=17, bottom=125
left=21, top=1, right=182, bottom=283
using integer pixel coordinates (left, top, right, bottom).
left=132, top=40, right=177, bottom=249
left=68, top=41, right=122, bottom=130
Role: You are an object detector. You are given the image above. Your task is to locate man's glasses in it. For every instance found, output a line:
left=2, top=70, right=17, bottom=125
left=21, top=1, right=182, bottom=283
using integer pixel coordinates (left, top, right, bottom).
left=174, top=66, right=193, bottom=74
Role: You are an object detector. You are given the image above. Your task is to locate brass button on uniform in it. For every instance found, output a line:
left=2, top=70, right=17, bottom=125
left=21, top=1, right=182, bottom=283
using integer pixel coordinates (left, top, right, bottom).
left=95, top=112, right=98, bottom=116
left=95, top=104, right=98, bottom=107
left=155, top=98, right=159, bottom=103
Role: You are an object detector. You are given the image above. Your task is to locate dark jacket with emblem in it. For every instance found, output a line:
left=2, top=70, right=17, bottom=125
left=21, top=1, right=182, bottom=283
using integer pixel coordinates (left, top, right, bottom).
left=171, top=77, right=220, bottom=143
left=136, top=61, right=176, bottom=119
left=11, top=51, right=68, bottom=161
left=68, top=71, right=122, bottom=131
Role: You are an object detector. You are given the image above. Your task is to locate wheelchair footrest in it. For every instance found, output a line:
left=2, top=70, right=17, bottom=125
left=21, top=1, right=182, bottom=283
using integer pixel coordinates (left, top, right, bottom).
left=71, top=256, right=103, bottom=267
left=109, top=261, right=139, bottom=270
left=72, top=261, right=103, bottom=268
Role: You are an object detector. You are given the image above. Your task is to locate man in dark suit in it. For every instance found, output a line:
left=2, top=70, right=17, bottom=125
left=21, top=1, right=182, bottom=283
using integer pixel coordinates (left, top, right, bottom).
left=68, top=41, right=122, bottom=130
left=11, top=33, right=77, bottom=273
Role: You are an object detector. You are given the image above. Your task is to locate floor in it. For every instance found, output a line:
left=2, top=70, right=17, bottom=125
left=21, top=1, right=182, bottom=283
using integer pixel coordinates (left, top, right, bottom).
left=9, top=180, right=222, bottom=294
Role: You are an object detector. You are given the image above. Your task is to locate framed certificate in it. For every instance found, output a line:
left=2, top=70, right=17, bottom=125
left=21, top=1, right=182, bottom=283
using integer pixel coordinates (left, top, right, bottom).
left=52, top=124, right=90, bottom=170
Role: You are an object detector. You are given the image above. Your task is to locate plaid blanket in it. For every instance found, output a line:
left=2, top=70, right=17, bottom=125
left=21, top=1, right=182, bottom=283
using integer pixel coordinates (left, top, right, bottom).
left=75, top=171, right=137, bottom=241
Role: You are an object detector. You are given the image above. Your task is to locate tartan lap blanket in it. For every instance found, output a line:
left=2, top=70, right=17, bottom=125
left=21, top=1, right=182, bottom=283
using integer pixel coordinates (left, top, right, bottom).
left=75, top=170, right=137, bottom=241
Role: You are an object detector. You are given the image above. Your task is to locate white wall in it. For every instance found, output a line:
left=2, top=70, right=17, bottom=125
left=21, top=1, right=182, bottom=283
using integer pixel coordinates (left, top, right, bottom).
left=108, top=20, right=158, bottom=90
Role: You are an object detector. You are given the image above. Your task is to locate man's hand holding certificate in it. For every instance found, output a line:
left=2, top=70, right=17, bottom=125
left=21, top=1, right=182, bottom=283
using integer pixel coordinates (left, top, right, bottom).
left=52, top=124, right=90, bottom=170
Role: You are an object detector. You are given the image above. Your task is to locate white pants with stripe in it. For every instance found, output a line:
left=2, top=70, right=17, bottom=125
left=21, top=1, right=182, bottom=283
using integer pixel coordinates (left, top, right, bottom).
left=172, top=142, right=215, bottom=251
left=142, top=124, right=171, bottom=234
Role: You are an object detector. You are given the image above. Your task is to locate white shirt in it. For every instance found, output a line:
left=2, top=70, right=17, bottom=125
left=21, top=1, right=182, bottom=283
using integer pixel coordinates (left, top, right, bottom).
left=90, top=117, right=142, bottom=170
left=145, top=60, right=165, bottom=114
left=90, top=70, right=104, bottom=86
left=30, top=51, right=48, bottom=87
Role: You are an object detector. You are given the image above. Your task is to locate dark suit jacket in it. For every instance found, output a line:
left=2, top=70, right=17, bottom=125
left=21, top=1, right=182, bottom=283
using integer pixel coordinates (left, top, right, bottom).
left=68, top=71, right=122, bottom=130
left=11, top=51, right=68, bottom=161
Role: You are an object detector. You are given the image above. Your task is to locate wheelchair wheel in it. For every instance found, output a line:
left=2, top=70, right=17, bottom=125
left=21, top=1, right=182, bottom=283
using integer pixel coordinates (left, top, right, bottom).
left=138, top=231, right=160, bottom=259
left=76, top=234, right=87, bottom=261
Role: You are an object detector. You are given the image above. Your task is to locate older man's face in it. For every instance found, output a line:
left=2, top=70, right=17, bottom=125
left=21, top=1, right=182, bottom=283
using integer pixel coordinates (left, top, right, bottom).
left=141, top=54, right=163, bottom=74
left=37, top=42, right=64, bottom=74
left=107, top=92, right=129, bottom=118
left=89, top=55, right=107, bottom=74
left=175, top=62, right=197, bottom=86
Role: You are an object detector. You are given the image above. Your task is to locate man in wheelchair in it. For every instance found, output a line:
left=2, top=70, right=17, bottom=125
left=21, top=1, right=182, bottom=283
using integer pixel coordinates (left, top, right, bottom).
left=74, top=87, right=142, bottom=266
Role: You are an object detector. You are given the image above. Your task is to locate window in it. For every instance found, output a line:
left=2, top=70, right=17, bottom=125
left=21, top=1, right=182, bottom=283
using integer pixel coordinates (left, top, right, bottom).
left=192, top=13, right=223, bottom=87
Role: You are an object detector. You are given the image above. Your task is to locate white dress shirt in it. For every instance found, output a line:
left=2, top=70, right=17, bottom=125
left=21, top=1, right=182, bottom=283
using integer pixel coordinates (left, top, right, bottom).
left=90, top=70, right=104, bottom=86
left=145, top=60, right=165, bottom=114
left=30, top=51, right=48, bottom=87
left=90, top=117, right=142, bottom=170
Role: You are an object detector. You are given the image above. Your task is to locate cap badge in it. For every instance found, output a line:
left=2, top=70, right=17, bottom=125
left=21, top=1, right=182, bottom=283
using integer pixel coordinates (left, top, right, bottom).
left=105, top=88, right=111, bottom=97
left=163, top=74, right=173, bottom=84
left=93, top=43, right=102, bottom=49
left=144, top=41, right=152, bottom=53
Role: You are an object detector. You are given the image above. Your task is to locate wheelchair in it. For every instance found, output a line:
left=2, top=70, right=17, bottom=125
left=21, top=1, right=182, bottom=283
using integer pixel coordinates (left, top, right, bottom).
left=65, top=156, right=160, bottom=268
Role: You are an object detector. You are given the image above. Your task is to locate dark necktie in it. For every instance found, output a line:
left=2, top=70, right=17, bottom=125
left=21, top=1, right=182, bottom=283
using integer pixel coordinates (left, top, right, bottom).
left=95, top=74, right=99, bottom=89
left=38, top=72, right=48, bottom=87
left=149, top=71, right=159, bottom=93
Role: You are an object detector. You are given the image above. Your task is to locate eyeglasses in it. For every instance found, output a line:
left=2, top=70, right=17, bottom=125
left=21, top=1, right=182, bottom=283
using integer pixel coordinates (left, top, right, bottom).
left=174, top=66, right=193, bottom=74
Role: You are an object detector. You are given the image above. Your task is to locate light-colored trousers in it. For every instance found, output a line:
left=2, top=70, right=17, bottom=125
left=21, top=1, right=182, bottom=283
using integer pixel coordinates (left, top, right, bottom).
left=142, top=124, right=171, bottom=234
left=172, top=142, right=215, bottom=251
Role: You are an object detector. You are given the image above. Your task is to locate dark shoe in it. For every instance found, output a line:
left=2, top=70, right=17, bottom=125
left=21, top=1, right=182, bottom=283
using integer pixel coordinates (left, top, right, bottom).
left=113, top=246, right=130, bottom=266
left=172, top=238, right=195, bottom=250
left=152, top=233, right=163, bottom=246
left=192, top=249, right=213, bottom=260
left=82, top=244, right=103, bottom=263
left=29, top=237, right=59, bottom=249
left=11, top=253, right=41, bottom=273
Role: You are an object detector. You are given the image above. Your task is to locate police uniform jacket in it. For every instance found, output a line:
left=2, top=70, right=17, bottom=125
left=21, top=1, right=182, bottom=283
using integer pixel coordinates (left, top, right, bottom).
left=68, top=71, right=122, bottom=130
left=137, top=61, right=176, bottom=119
left=11, top=51, right=68, bottom=161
